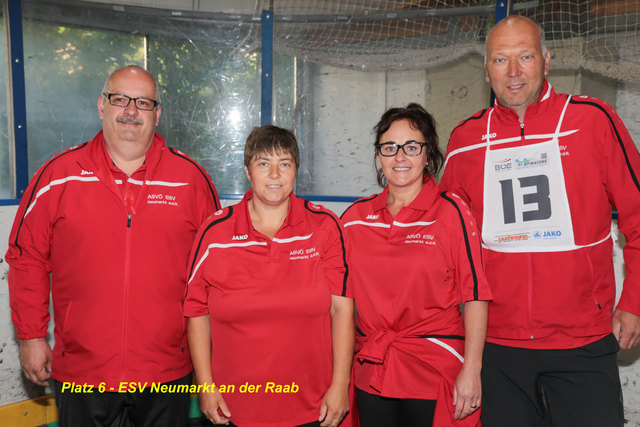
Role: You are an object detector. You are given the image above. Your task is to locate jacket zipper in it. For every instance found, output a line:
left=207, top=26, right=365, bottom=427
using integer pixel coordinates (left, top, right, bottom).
left=527, top=252, right=534, bottom=339
left=121, top=201, right=134, bottom=376
left=521, top=122, right=535, bottom=339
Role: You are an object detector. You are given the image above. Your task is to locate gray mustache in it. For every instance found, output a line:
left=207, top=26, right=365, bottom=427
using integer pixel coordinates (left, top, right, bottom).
left=116, top=117, right=144, bottom=125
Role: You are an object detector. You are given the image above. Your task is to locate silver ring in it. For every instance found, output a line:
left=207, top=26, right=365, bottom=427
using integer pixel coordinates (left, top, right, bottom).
left=470, top=405, right=478, bottom=409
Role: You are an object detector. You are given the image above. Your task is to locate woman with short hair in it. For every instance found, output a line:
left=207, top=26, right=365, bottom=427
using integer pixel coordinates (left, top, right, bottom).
left=185, top=124, right=355, bottom=427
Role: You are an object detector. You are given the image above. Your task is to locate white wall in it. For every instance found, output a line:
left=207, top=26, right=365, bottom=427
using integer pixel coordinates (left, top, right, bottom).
left=616, top=76, right=640, bottom=424
left=0, top=204, right=54, bottom=404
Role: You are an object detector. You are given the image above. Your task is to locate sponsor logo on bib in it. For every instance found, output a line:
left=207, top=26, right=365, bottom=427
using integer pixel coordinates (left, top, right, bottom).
left=514, top=153, right=548, bottom=168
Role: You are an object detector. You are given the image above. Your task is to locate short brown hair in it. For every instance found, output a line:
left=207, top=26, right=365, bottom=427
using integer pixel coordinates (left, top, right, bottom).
left=244, top=125, right=300, bottom=169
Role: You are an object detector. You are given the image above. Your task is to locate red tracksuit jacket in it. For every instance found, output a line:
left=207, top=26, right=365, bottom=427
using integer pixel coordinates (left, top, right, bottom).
left=6, top=131, right=219, bottom=387
left=441, top=81, right=640, bottom=349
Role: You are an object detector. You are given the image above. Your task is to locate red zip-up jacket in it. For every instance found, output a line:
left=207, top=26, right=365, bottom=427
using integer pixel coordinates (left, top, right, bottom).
left=6, top=131, right=219, bottom=387
left=441, top=81, right=640, bottom=349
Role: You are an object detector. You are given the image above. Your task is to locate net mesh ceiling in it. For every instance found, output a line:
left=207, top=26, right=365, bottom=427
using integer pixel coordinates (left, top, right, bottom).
left=270, top=0, right=640, bottom=81
left=26, top=0, right=640, bottom=82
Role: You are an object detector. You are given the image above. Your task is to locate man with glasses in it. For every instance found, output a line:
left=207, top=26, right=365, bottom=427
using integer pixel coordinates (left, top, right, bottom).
left=441, top=16, right=640, bottom=426
left=6, top=65, right=220, bottom=426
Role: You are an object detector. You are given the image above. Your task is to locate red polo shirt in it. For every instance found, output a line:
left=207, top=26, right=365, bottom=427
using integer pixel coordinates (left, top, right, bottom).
left=184, top=191, right=351, bottom=427
left=341, top=178, right=491, bottom=401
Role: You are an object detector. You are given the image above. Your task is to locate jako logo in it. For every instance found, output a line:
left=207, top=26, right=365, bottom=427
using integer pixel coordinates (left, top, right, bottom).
left=232, top=234, right=248, bottom=240
left=543, top=230, right=562, bottom=238
left=366, top=214, right=379, bottom=220
left=81, top=170, right=93, bottom=175
left=482, top=133, right=497, bottom=141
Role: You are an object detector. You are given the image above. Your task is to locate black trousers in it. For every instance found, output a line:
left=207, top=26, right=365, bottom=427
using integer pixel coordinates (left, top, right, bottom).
left=355, top=388, right=436, bottom=427
left=481, top=334, right=624, bottom=427
left=54, top=372, right=192, bottom=427
left=222, top=422, right=320, bottom=427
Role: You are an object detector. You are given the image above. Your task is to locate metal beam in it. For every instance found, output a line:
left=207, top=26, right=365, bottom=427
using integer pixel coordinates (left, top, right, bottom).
left=261, top=9, right=273, bottom=125
left=6, top=0, right=28, bottom=199
left=27, top=0, right=538, bottom=25
left=495, top=0, right=513, bottom=24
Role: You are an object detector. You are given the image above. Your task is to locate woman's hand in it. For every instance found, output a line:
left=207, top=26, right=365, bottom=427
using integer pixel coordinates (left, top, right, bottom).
left=319, top=382, right=349, bottom=427
left=454, top=300, right=488, bottom=419
left=319, top=294, right=354, bottom=427
left=453, top=364, right=481, bottom=419
left=188, top=316, right=231, bottom=424
left=199, top=389, right=232, bottom=425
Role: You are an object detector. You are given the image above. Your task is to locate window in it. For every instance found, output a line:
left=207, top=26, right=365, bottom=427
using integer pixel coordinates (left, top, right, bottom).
left=151, top=39, right=262, bottom=195
left=22, top=20, right=144, bottom=177
left=15, top=0, right=295, bottom=196
left=7, top=0, right=391, bottom=200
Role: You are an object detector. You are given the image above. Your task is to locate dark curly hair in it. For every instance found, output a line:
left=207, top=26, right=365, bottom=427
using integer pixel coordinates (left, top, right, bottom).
left=373, top=103, right=443, bottom=187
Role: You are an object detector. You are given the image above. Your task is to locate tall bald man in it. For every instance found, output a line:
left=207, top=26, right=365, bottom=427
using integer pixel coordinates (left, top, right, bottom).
left=6, top=65, right=220, bottom=426
left=441, top=16, right=640, bottom=427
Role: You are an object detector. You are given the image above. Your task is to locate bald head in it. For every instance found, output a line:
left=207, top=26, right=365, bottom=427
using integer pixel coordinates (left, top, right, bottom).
left=484, top=16, right=550, bottom=121
left=102, top=65, right=161, bottom=103
left=98, top=64, right=162, bottom=161
left=486, top=16, right=547, bottom=63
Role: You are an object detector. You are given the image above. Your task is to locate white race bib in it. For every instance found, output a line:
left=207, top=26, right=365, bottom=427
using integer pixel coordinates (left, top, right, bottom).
left=482, top=98, right=580, bottom=252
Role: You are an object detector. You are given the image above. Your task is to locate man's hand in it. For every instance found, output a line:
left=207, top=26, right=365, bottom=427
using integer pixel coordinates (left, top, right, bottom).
left=612, top=309, right=640, bottom=349
left=19, top=338, right=52, bottom=386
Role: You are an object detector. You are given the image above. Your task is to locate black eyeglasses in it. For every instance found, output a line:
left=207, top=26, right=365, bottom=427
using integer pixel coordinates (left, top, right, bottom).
left=375, top=141, right=427, bottom=157
left=103, top=93, right=159, bottom=111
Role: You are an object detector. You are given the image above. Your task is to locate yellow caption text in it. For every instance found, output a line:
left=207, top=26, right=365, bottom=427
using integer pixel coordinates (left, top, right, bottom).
left=60, top=381, right=299, bottom=394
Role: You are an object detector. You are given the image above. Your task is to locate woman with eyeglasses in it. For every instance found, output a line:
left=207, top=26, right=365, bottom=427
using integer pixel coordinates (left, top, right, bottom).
left=340, top=103, right=491, bottom=427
